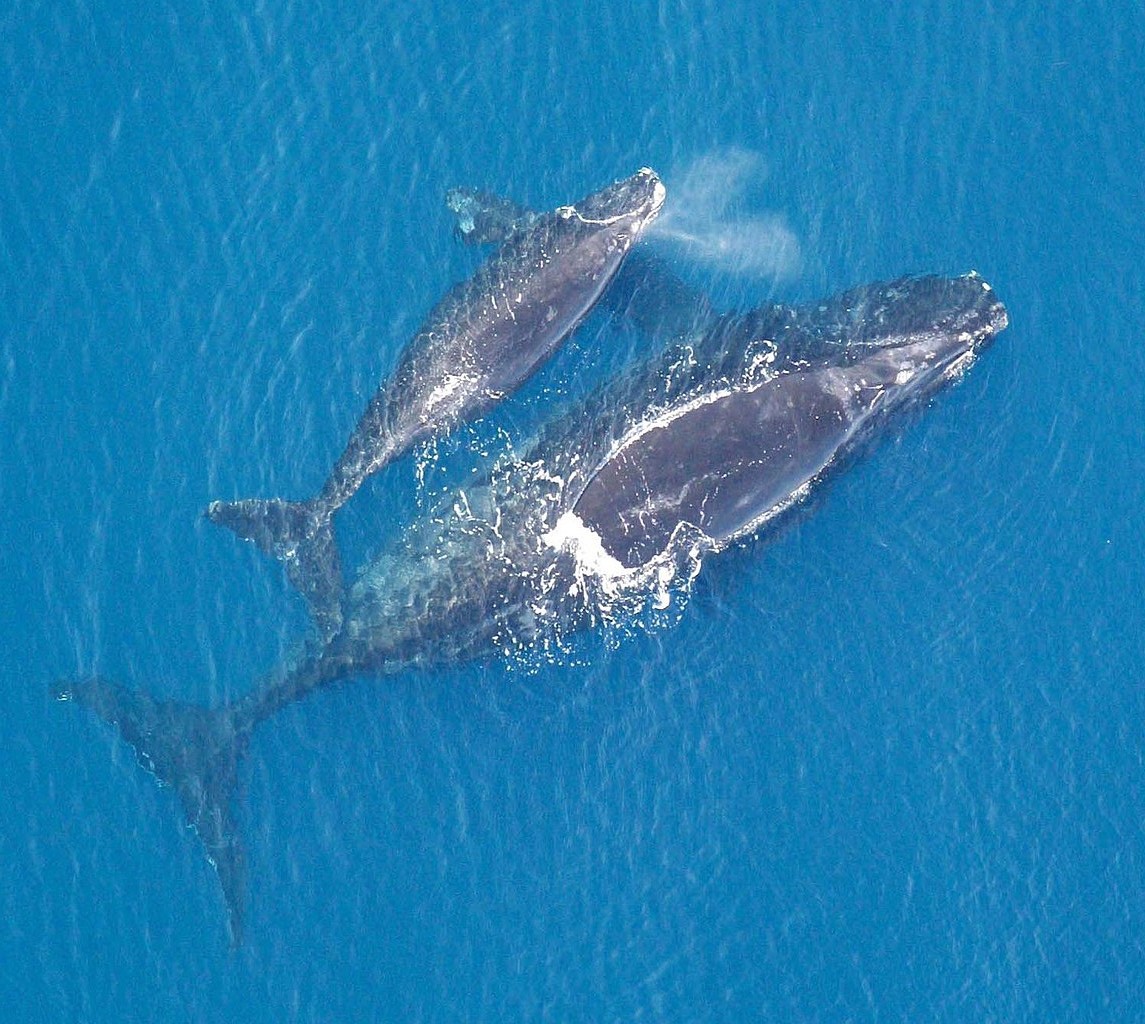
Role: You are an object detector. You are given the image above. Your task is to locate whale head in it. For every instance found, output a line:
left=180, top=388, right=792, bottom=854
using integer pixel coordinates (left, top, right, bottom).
left=829, top=272, right=1009, bottom=420
left=559, top=167, right=666, bottom=242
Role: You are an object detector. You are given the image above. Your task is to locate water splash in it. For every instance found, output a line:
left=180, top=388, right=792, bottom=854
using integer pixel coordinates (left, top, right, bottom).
left=648, top=147, right=800, bottom=279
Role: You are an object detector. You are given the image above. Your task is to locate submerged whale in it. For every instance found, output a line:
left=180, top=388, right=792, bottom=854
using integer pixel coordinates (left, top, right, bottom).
left=207, top=168, right=666, bottom=636
left=59, top=271, right=1008, bottom=944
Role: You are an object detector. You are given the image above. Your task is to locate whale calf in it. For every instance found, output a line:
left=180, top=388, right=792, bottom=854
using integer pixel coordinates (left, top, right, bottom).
left=60, top=272, right=1007, bottom=944
left=208, top=168, right=666, bottom=636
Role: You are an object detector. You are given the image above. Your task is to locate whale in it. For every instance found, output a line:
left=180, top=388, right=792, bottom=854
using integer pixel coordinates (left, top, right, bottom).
left=58, top=271, right=1008, bottom=944
left=207, top=168, right=666, bottom=637
left=568, top=275, right=1006, bottom=568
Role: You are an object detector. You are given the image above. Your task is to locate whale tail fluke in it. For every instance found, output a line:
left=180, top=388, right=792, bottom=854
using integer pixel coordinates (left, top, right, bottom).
left=55, top=677, right=251, bottom=946
left=206, top=497, right=344, bottom=639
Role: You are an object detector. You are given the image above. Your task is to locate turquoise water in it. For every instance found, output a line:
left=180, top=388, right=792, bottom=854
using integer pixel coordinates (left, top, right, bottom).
left=3, top=0, right=1144, bottom=1019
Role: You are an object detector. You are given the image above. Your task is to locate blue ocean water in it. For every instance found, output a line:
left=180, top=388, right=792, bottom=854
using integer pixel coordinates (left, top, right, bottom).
left=3, top=0, right=1143, bottom=1019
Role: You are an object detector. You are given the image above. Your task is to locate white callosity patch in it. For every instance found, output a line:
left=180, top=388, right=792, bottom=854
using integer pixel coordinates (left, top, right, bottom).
left=560, top=168, right=665, bottom=228
left=943, top=347, right=979, bottom=381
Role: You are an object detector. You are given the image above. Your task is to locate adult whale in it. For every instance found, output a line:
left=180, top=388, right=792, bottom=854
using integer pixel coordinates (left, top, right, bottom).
left=59, top=272, right=1008, bottom=944
left=566, top=274, right=1007, bottom=568
left=207, top=167, right=666, bottom=636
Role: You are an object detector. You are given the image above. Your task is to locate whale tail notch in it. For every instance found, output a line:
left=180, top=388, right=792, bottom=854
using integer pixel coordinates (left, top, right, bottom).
left=206, top=497, right=344, bottom=638
left=55, top=677, right=252, bottom=946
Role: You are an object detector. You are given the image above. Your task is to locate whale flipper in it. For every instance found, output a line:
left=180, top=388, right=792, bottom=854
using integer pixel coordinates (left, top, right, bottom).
left=444, top=186, right=538, bottom=245
left=56, top=677, right=250, bottom=946
left=206, top=498, right=343, bottom=639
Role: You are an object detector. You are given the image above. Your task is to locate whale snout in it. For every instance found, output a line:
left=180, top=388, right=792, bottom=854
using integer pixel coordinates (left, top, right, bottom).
left=577, top=167, right=666, bottom=230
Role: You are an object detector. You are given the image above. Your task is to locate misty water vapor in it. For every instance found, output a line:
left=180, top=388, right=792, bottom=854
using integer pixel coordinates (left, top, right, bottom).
left=648, top=148, right=800, bottom=279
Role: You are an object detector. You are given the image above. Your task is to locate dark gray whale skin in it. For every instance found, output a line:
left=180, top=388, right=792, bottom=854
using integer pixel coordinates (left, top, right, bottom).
left=58, top=271, right=1007, bottom=945
left=572, top=273, right=1008, bottom=567
left=207, top=168, right=665, bottom=637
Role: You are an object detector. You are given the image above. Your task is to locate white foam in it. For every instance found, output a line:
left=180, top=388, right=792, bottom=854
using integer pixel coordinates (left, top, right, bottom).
left=425, top=373, right=474, bottom=415
left=542, top=511, right=631, bottom=579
